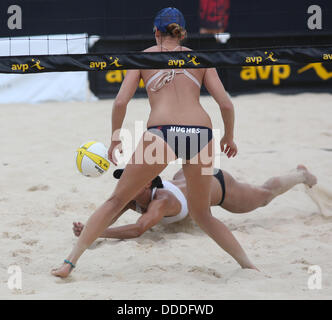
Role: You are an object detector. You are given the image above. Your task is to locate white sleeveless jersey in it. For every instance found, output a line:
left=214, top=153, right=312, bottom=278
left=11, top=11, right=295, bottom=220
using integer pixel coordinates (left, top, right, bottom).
left=136, top=180, right=189, bottom=224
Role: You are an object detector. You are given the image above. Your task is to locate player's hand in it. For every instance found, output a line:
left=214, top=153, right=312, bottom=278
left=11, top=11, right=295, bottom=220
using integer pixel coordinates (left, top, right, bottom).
left=72, top=222, right=84, bottom=237
left=108, top=140, right=122, bottom=165
left=220, top=136, right=237, bottom=158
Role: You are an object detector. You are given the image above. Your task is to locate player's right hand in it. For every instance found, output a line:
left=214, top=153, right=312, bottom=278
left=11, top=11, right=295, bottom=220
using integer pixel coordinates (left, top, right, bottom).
left=108, top=140, right=122, bottom=165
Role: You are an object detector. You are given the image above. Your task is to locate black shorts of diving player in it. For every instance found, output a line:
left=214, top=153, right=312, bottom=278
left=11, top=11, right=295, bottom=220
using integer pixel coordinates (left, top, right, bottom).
left=147, top=125, right=213, bottom=161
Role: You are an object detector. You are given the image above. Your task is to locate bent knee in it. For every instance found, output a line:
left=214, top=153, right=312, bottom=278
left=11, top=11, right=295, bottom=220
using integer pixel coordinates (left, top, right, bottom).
left=189, top=209, right=213, bottom=223
left=259, top=187, right=274, bottom=207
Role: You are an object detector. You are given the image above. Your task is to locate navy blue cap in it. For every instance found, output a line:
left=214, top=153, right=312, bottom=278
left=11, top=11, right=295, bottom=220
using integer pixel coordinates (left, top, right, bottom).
left=154, top=7, right=186, bottom=32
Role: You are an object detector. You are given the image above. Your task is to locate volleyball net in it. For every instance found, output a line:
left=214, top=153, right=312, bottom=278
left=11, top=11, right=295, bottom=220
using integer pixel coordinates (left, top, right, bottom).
left=1, top=43, right=332, bottom=74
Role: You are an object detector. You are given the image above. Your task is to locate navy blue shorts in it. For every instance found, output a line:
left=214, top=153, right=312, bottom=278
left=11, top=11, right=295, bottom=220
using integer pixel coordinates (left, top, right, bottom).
left=147, top=125, right=213, bottom=160
left=213, top=169, right=226, bottom=205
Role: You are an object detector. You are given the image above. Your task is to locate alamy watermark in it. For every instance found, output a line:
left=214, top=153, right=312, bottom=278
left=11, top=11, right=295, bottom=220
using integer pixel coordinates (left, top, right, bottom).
left=307, top=265, right=322, bottom=290
left=4, top=4, right=325, bottom=32
left=7, top=265, right=22, bottom=290
left=307, top=5, right=322, bottom=30
left=7, top=5, right=22, bottom=30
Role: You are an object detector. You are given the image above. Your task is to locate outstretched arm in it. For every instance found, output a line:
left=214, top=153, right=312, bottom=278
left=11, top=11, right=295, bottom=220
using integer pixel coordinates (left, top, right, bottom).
left=103, top=199, right=167, bottom=239
left=74, top=199, right=168, bottom=240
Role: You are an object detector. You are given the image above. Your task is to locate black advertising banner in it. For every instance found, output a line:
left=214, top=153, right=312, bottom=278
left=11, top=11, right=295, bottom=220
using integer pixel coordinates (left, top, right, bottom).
left=86, top=34, right=332, bottom=98
left=92, top=62, right=332, bottom=99
left=1, top=45, right=332, bottom=74
left=90, top=68, right=147, bottom=99
left=226, top=63, right=332, bottom=94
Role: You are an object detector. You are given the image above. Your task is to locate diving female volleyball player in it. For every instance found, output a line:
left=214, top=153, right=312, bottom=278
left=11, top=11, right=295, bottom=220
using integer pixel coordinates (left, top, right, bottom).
left=73, top=165, right=317, bottom=241
left=52, top=7, right=241, bottom=277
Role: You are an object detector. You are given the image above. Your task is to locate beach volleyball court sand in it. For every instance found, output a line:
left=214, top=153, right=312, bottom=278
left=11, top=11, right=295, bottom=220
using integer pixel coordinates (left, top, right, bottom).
left=0, top=93, right=331, bottom=299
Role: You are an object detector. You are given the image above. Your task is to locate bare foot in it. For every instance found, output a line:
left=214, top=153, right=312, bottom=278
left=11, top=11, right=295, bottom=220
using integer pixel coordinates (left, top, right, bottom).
left=51, top=263, right=73, bottom=278
left=242, top=263, right=260, bottom=272
left=251, top=265, right=260, bottom=272
left=297, top=165, right=317, bottom=188
left=73, top=222, right=84, bottom=237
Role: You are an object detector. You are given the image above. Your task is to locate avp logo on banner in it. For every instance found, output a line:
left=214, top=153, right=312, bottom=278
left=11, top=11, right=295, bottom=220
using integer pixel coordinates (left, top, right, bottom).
left=11, top=58, right=45, bottom=72
left=323, top=53, right=332, bottom=60
left=90, top=56, right=123, bottom=70
left=298, top=63, right=332, bottom=80
left=241, top=65, right=290, bottom=85
left=168, top=54, right=201, bottom=68
left=245, top=51, right=278, bottom=65
left=105, top=70, right=145, bottom=88
left=240, top=62, right=332, bottom=86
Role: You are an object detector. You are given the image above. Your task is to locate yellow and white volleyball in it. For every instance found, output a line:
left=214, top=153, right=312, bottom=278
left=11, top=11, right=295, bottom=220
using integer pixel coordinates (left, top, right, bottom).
left=75, top=141, right=111, bottom=177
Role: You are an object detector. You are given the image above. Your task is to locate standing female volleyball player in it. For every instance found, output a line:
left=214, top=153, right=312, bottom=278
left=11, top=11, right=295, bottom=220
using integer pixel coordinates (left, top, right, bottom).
left=52, top=7, right=255, bottom=277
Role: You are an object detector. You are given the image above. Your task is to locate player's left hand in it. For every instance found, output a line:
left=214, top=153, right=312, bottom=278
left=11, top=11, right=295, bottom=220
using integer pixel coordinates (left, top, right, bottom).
left=220, top=136, right=238, bottom=158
